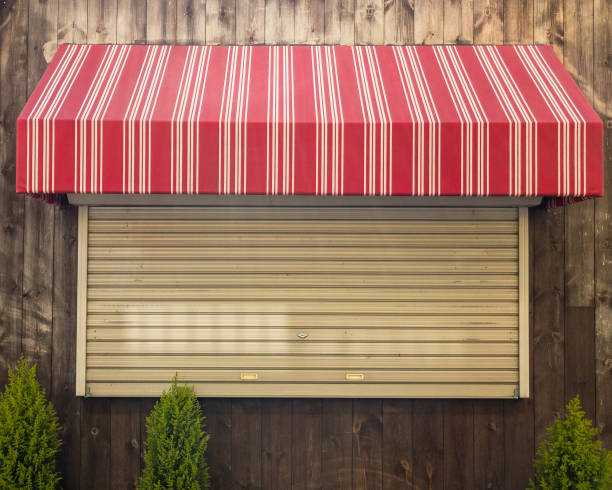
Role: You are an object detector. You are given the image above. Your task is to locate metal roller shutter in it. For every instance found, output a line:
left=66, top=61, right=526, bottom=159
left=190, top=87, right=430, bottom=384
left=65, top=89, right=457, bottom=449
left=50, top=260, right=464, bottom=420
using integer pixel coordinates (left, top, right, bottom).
left=77, top=206, right=528, bottom=398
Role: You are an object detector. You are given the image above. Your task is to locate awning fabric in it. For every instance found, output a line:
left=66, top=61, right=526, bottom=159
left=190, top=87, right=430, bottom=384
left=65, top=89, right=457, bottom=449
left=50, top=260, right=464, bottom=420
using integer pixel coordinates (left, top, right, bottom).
left=17, top=44, right=603, bottom=198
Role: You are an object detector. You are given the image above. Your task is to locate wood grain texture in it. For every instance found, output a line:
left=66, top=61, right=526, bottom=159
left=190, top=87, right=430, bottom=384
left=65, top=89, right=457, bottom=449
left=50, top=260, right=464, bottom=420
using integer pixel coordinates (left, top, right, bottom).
left=146, top=0, right=177, bottom=43
left=87, top=0, right=118, bottom=44
left=81, top=399, right=111, bottom=490
left=110, top=399, right=141, bottom=490
left=177, top=0, right=206, bottom=43
left=22, top=0, right=57, bottom=395
left=231, top=399, right=262, bottom=488
left=203, top=399, right=232, bottom=489
left=321, top=399, right=352, bottom=490
left=474, top=400, right=504, bottom=489
left=382, top=400, right=412, bottom=489
left=504, top=0, right=533, bottom=43
left=415, top=0, right=444, bottom=44
left=0, top=0, right=26, bottom=388
left=292, top=399, right=322, bottom=489
left=353, top=400, right=383, bottom=490
left=444, top=0, right=474, bottom=44
left=51, top=206, right=81, bottom=488
left=532, top=206, right=565, bottom=445
left=473, top=0, right=503, bottom=43
left=265, top=0, right=295, bottom=43
left=325, top=0, right=355, bottom=44
left=58, top=0, right=88, bottom=45
left=593, top=0, right=612, bottom=448
left=236, top=0, right=265, bottom=44
left=412, top=401, right=443, bottom=490
left=295, top=0, right=325, bottom=44
left=564, top=0, right=595, bottom=420
left=261, top=399, right=292, bottom=489
left=355, top=0, right=384, bottom=44
left=206, top=0, right=235, bottom=44
left=444, top=400, right=474, bottom=489
left=534, top=0, right=563, bottom=56
left=384, top=0, right=414, bottom=44
left=117, top=0, right=147, bottom=43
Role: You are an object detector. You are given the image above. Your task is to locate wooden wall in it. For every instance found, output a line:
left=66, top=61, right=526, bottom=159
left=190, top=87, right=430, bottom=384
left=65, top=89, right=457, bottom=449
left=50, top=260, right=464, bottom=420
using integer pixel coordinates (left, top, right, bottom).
left=0, top=0, right=609, bottom=488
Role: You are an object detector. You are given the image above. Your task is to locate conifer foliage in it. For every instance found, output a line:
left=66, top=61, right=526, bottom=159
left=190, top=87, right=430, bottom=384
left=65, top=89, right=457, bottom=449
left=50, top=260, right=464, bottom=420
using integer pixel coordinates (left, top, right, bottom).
left=140, top=377, right=210, bottom=490
left=0, top=358, right=61, bottom=490
left=530, top=396, right=612, bottom=489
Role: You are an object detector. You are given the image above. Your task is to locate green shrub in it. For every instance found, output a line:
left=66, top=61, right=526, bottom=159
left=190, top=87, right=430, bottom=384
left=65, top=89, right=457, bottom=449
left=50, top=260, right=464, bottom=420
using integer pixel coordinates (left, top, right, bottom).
left=140, top=377, right=210, bottom=490
left=530, top=396, right=612, bottom=489
left=0, top=358, right=61, bottom=490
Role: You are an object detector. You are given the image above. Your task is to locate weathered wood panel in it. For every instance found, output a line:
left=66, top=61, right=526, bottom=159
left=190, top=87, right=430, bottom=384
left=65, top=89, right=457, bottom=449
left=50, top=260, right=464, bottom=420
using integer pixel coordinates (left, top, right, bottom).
left=593, top=0, right=612, bottom=449
left=0, top=0, right=609, bottom=488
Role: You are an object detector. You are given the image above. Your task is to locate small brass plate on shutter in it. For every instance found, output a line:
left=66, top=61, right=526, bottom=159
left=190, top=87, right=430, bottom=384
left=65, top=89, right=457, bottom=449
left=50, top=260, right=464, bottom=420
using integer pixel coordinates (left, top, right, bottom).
left=345, top=373, right=365, bottom=381
left=240, top=372, right=259, bottom=381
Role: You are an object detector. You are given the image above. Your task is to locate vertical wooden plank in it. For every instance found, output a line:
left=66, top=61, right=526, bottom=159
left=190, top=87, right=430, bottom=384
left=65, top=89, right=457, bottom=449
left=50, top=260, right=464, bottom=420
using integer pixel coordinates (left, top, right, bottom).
left=383, top=0, right=414, bottom=45
left=51, top=205, right=81, bottom=489
left=236, top=0, right=265, bottom=44
left=505, top=209, right=535, bottom=490
left=473, top=0, right=503, bottom=43
left=295, top=0, right=325, bottom=44
left=474, top=401, right=504, bottom=489
left=594, top=0, right=612, bottom=449
left=23, top=0, right=58, bottom=396
left=532, top=206, right=565, bottom=446
left=177, top=0, right=206, bottom=43
left=0, top=0, right=27, bottom=388
left=117, top=0, right=147, bottom=43
left=382, top=400, right=412, bottom=490
left=87, top=0, right=117, bottom=44
left=292, top=399, right=322, bottom=489
left=206, top=0, right=235, bottom=45
left=110, top=400, right=141, bottom=490
left=265, top=0, right=295, bottom=44
left=414, top=0, right=444, bottom=44
left=504, top=402, right=535, bottom=489
left=444, top=400, right=474, bottom=490
left=261, top=399, right=292, bottom=489
left=146, top=0, right=177, bottom=43
left=565, top=306, right=596, bottom=409
left=504, top=0, right=533, bottom=43
left=353, top=400, right=382, bottom=490
left=203, top=399, right=232, bottom=490
left=232, top=399, right=261, bottom=488
left=355, top=0, right=384, bottom=44
left=321, top=399, right=352, bottom=490
left=412, top=401, right=443, bottom=490
left=534, top=0, right=563, bottom=57
left=564, top=0, right=595, bottom=419
left=324, top=0, right=355, bottom=44
left=443, top=0, right=473, bottom=44
left=58, top=0, right=88, bottom=46
left=504, top=211, right=535, bottom=489
left=81, top=399, right=111, bottom=490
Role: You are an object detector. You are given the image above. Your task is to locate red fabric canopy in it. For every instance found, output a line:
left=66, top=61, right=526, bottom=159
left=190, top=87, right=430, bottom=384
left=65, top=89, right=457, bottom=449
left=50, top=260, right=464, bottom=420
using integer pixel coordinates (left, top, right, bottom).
left=17, top=44, right=603, bottom=197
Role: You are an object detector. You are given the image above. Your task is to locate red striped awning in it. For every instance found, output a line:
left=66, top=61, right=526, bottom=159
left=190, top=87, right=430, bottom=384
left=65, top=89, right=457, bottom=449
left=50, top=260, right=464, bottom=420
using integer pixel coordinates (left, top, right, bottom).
left=17, top=44, right=603, bottom=198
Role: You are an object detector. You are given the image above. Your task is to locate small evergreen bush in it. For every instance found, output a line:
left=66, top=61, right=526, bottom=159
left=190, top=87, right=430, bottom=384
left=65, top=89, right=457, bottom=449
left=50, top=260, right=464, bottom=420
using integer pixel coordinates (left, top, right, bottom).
left=530, top=395, right=612, bottom=489
left=139, top=377, right=210, bottom=490
left=0, top=358, right=61, bottom=490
